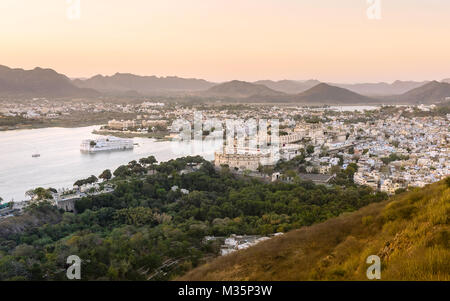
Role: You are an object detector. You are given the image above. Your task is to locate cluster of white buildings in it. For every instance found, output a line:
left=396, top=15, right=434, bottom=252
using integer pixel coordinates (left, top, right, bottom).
left=344, top=116, right=448, bottom=193
left=205, top=233, right=283, bottom=256
left=207, top=105, right=448, bottom=193
left=107, top=119, right=168, bottom=131
left=0, top=99, right=130, bottom=119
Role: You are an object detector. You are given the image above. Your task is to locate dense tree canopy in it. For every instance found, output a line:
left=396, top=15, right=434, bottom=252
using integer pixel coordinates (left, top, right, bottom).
left=74, top=175, right=98, bottom=187
left=0, top=156, right=387, bottom=281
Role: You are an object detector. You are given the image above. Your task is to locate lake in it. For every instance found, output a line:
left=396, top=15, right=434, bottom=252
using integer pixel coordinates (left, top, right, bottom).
left=0, top=126, right=219, bottom=202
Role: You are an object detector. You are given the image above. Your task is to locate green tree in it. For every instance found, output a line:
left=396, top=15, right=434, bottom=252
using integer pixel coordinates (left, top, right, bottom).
left=115, top=207, right=155, bottom=226
left=344, top=165, right=356, bottom=177
left=74, top=175, right=98, bottom=187
left=139, top=156, right=157, bottom=166
left=113, top=165, right=130, bottom=178
left=128, top=160, right=139, bottom=168
left=31, top=187, right=53, bottom=200
left=99, top=169, right=112, bottom=181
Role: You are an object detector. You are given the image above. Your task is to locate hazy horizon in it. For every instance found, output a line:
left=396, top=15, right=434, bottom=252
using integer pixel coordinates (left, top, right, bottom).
left=2, top=63, right=447, bottom=85
left=1, top=0, right=449, bottom=83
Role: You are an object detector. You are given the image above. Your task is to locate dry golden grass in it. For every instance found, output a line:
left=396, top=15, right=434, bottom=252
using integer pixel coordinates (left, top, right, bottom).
left=180, top=180, right=450, bottom=281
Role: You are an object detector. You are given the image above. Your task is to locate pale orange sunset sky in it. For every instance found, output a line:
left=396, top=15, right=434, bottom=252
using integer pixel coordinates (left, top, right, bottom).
left=0, top=0, right=449, bottom=83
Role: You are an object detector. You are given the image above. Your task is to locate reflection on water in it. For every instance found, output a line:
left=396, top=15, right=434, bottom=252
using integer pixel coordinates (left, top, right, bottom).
left=0, top=126, right=219, bottom=202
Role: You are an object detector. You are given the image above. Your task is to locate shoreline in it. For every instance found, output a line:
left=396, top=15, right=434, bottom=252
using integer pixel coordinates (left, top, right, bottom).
left=0, top=122, right=104, bottom=132
left=0, top=126, right=191, bottom=202
left=0, top=111, right=138, bottom=131
left=92, top=129, right=171, bottom=140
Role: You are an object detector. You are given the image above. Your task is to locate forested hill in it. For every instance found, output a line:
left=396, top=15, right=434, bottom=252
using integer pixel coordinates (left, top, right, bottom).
left=1, top=156, right=388, bottom=280
left=181, top=178, right=450, bottom=281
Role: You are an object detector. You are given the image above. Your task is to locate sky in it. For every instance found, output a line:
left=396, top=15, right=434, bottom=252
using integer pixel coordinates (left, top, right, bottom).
left=0, top=0, right=449, bottom=83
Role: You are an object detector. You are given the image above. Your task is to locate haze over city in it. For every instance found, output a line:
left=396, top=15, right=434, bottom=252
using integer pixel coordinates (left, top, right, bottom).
left=1, top=0, right=450, bottom=82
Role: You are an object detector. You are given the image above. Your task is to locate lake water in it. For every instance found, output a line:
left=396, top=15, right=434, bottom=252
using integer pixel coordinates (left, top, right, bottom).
left=0, top=126, right=219, bottom=202
left=0, top=105, right=381, bottom=202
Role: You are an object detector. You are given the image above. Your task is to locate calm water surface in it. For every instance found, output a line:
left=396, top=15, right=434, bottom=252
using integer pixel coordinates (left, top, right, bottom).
left=0, top=126, right=217, bottom=202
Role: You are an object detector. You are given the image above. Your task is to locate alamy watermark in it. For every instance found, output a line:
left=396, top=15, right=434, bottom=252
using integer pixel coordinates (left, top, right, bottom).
left=67, top=255, right=81, bottom=279
left=65, top=1, right=380, bottom=22
left=170, top=111, right=281, bottom=164
left=66, top=0, right=81, bottom=20
left=366, top=255, right=381, bottom=279
left=366, top=0, right=382, bottom=20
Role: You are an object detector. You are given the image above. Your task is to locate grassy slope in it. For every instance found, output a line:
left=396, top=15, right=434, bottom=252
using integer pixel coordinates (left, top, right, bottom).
left=181, top=179, right=450, bottom=281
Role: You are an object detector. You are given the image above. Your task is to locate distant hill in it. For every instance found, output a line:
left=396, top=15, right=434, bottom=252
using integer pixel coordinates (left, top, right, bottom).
left=253, top=80, right=320, bottom=94
left=73, top=73, right=215, bottom=95
left=335, top=80, right=429, bottom=96
left=252, top=80, right=428, bottom=96
left=395, top=81, right=450, bottom=104
left=295, top=83, right=378, bottom=104
left=181, top=179, right=450, bottom=281
left=2, top=63, right=448, bottom=102
left=203, top=80, right=286, bottom=98
left=203, top=82, right=384, bottom=104
left=0, top=65, right=99, bottom=97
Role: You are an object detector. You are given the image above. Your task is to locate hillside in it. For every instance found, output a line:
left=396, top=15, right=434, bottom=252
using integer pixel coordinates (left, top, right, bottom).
left=0, top=65, right=99, bottom=97
left=335, top=80, right=428, bottom=96
left=253, top=80, right=320, bottom=94
left=252, top=80, right=428, bottom=96
left=73, top=73, right=215, bottom=95
left=203, top=80, right=286, bottom=98
left=295, top=83, right=378, bottom=104
left=0, top=203, right=61, bottom=238
left=181, top=179, right=450, bottom=281
left=395, top=81, right=450, bottom=104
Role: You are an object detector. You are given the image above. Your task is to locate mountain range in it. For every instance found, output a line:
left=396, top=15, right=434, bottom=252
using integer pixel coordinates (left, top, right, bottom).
left=334, top=80, right=430, bottom=96
left=295, top=83, right=377, bottom=104
left=253, top=79, right=429, bottom=96
left=198, top=80, right=377, bottom=104
left=253, top=80, right=321, bottom=94
left=73, top=73, right=214, bottom=95
left=0, top=64, right=449, bottom=104
left=201, top=80, right=286, bottom=98
left=0, top=65, right=98, bottom=97
left=390, top=81, right=450, bottom=104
